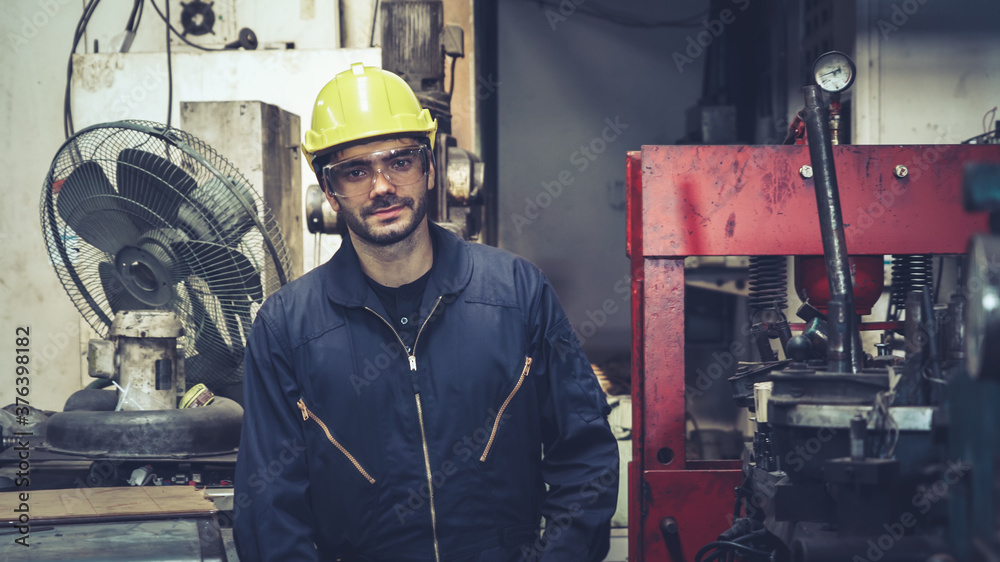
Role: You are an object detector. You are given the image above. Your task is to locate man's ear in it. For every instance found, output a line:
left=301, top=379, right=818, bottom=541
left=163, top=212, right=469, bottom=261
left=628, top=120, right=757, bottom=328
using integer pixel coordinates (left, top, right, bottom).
left=427, top=156, right=436, bottom=191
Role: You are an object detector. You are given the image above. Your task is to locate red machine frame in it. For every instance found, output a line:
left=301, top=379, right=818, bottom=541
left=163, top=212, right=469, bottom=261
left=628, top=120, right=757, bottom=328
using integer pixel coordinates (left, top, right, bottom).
left=626, top=144, right=1000, bottom=561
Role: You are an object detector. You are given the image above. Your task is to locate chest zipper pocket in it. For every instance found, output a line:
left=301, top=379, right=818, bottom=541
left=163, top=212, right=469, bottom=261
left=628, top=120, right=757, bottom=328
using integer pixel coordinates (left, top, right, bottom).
left=480, top=356, right=533, bottom=462
left=297, top=398, right=376, bottom=484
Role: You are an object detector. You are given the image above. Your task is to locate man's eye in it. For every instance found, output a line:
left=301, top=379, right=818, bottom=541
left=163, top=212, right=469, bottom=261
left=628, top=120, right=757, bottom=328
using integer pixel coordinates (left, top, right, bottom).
left=340, top=168, right=369, bottom=182
left=389, top=158, right=413, bottom=170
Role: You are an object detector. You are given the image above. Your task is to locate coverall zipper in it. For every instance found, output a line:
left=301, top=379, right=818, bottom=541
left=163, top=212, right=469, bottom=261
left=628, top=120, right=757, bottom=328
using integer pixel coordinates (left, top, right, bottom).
left=480, top=356, right=533, bottom=462
left=366, top=295, right=443, bottom=562
left=297, top=398, right=375, bottom=484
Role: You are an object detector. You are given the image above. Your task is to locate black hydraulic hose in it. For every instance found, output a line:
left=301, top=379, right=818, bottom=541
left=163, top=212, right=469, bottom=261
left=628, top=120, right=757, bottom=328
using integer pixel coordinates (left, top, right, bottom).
left=802, top=86, right=863, bottom=373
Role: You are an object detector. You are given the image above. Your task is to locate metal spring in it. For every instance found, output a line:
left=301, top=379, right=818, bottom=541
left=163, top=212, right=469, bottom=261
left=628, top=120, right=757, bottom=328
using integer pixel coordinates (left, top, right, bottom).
left=748, top=256, right=788, bottom=311
left=889, top=254, right=933, bottom=314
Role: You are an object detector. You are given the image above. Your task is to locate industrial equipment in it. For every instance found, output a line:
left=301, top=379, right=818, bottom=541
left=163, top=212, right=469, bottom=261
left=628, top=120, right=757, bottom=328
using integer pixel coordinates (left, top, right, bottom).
left=0, top=119, right=290, bottom=559
left=0, top=118, right=291, bottom=558
left=627, top=79, right=1000, bottom=561
left=811, top=51, right=856, bottom=94
left=5, top=119, right=289, bottom=460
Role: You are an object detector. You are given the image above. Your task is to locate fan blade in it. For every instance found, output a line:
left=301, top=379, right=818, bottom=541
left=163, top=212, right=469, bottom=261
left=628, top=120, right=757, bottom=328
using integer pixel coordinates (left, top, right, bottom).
left=177, top=242, right=259, bottom=381
left=177, top=176, right=258, bottom=246
left=184, top=285, right=245, bottom=389
left=136, top=228, right=191, bottom=282
left=56, top=162, right=140, bottom=253
left=175, top=241, right=263, bottom=304
left=99, top=261, right=153, bottom=313
left=117, top=148, right=198, bottom=226
left=185, top=353, right=243, bottom=389
left=193, top=321, right=244, bottom=369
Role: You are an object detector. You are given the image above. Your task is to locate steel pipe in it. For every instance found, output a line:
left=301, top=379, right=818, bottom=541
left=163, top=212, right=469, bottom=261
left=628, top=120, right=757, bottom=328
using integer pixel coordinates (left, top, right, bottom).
left=802, top=86, right=863, bottom=373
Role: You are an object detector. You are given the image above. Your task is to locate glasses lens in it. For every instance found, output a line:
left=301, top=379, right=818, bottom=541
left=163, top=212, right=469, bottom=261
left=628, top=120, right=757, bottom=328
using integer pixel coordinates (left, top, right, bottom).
left=381, top=148, right=428, bottom=185
left=324, top=146, right=428, bottom=197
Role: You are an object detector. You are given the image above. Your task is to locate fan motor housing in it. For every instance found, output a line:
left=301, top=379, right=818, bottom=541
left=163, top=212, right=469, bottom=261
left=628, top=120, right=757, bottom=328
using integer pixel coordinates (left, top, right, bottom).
left=109, top=310, right=185, bottom=410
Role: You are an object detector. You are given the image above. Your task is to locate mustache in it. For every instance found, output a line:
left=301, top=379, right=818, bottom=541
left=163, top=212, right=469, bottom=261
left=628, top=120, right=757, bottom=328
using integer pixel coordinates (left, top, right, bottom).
left=362, top=194, right=414, bottom=216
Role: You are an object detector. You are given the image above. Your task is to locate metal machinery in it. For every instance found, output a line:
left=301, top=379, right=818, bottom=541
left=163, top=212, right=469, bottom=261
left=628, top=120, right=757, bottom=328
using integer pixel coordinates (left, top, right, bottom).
left=0, top=119, right=292, bottom=559
left=307, top=0, right=488, bottom=243
left=626, top=84, right=1000, bottom=560
left=28, top=117, right=291, bottom=462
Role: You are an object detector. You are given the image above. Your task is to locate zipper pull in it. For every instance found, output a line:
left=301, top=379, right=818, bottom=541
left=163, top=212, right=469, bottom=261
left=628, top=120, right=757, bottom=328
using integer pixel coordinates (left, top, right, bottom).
left=297, top=398, right=309, bottom=421
left=409, top=355, right=417, bottom=371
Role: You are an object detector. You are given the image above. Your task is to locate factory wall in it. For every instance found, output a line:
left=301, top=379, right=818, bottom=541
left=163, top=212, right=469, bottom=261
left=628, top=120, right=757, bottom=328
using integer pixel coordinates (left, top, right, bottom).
left=2, top=1, right=94, bottom=412
left=496, top=0, right=710, bottom=363
left=853, top=0, right=1000, bottom=145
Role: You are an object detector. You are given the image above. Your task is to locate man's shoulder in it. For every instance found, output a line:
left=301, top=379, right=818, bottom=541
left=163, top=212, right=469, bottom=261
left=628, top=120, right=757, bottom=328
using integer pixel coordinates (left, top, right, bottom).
left=257, top=263, right=330, bottom=324
left=465, top=240, right=543, bottom=278
left=461, top=241, right=547, bottom=307
left=465, top=239, right=512, bottom=265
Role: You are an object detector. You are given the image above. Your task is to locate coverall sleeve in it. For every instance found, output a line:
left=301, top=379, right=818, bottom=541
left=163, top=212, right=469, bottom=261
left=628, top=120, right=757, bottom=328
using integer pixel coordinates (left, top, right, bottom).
left=530, top=279, right=620, bottom=562
left=234, top=310, right=319, bottom=561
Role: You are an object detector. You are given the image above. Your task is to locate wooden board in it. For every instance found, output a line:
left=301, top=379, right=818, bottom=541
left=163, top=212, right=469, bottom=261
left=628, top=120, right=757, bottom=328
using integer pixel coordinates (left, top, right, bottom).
left=0, top=486, right=217, bottom=524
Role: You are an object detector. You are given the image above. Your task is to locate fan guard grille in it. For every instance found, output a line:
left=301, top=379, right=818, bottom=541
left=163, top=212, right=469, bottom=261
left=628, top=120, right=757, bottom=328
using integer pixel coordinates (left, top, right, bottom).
left=40, top=120, right=291, bottom=390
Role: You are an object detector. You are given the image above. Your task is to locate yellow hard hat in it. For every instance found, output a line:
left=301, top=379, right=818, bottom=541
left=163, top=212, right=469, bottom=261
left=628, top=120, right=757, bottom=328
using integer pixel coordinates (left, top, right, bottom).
left=302, top=62, right=438, bottom=171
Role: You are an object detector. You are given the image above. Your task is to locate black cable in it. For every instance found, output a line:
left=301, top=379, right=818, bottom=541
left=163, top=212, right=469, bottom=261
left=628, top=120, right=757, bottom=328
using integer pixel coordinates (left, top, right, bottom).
left=733, top=530, right=770, bottom=543
left=66, top=0, right=99, bottom=135
left=694, top=541, right=772, bottom=562
left=705, top=549, right=731, bottom=562
left=369, top=0, right=381, bottom=47
left=134, top=0, right=145, bottom=32
left=64, top=0, right=103, bottom=138
left=165, top=0, right=173, bottom=127
left=703, top=551, right=726, bottom=562
left=698, top=530, right=778, bottom=562
left=148, top=0, right=225, bottom=51
left=63, top=47, right=72, bottom=137
left=446, top=55, right=457, bottom=99
left=125, top=0, right=141, bottom=31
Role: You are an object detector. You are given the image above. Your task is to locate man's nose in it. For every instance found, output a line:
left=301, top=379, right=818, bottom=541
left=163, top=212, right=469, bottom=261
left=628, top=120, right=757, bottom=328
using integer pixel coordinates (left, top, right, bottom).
left=370, top=169, right=397, bottom=197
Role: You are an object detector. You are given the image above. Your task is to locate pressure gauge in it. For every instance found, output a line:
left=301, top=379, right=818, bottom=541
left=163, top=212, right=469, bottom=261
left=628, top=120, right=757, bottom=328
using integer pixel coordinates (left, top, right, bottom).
left=813, top=51, right=856, bottom=93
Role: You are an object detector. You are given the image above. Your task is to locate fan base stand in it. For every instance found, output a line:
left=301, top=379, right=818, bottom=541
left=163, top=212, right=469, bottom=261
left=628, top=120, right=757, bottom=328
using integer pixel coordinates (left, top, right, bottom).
left=43, top=396, right=242, bottom=459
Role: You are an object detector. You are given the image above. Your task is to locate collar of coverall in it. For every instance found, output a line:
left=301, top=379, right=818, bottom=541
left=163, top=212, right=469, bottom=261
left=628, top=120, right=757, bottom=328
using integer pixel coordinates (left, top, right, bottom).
left=321, top=221, right=473, bottom=309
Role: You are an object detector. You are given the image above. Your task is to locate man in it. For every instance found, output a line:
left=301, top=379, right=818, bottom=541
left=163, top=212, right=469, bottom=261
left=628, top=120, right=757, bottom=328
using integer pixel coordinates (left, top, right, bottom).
left=234, top=62, right=618, bottom=561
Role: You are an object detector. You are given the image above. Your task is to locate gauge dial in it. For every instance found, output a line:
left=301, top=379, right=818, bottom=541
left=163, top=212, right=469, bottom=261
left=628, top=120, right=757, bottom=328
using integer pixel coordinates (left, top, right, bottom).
left=813, top=51, right=856, bottom=93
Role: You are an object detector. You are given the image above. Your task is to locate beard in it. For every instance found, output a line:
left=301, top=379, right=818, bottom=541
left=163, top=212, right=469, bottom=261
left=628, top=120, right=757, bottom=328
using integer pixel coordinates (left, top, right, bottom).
left=339, top=189, right=428, bottom=246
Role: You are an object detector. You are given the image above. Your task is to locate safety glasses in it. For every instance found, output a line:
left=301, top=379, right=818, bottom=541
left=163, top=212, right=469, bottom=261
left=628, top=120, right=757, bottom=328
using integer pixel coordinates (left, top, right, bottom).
left=321, top=145, right=430, bottom=198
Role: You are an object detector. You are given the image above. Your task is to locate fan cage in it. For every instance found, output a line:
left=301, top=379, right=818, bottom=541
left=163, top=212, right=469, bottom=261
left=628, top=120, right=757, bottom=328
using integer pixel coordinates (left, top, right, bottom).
left=40, top=120, right=292, bottom=389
